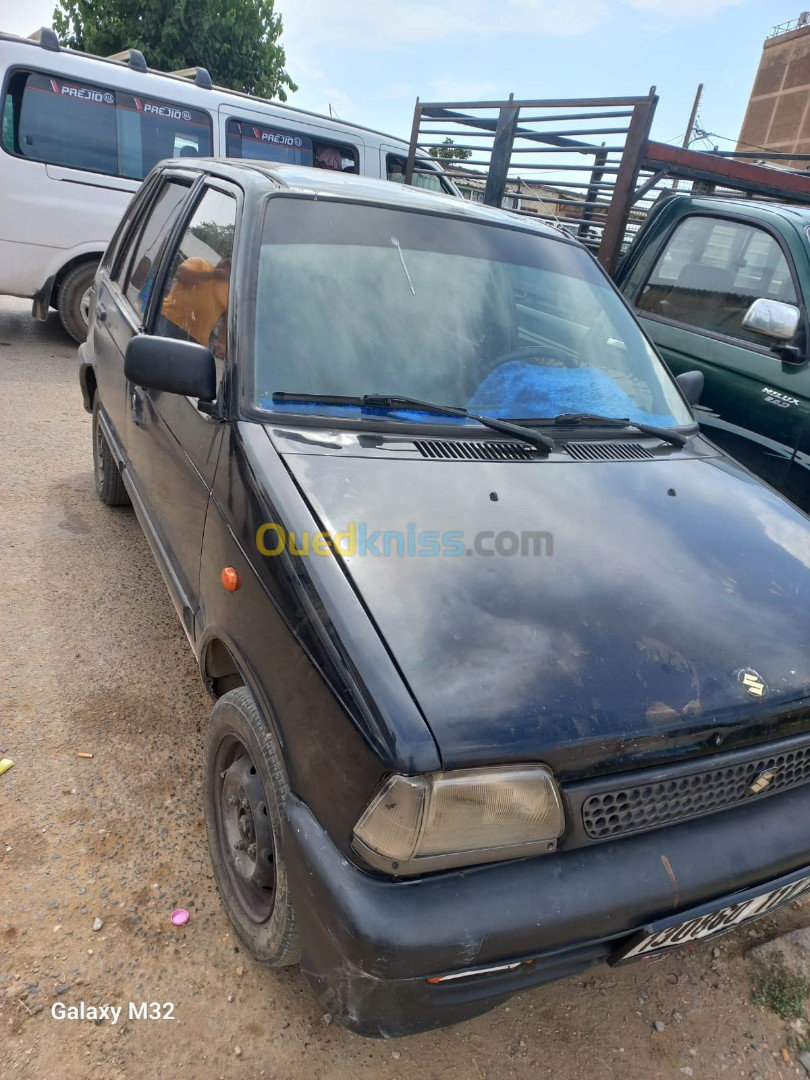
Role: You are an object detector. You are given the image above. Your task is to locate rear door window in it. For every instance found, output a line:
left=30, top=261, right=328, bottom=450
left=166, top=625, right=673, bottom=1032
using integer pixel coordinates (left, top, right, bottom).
left=120, top=179, right=192, bottom=318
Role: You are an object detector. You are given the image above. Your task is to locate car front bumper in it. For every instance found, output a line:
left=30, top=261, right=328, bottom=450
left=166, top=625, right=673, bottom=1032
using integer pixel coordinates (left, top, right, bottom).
left=282, top=782, right=810, bottom=1037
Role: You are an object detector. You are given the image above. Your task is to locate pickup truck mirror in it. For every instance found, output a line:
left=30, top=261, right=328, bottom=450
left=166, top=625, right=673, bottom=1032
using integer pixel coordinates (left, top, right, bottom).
left=675, top=370, right=704, bottom=406
left=742, top=298, right=800, bottom=342
left=124, top=335, right=217, bottom=401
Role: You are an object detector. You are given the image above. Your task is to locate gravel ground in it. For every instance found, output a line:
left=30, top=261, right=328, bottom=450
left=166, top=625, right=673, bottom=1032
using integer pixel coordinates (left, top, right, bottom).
left=1, top=295, right=809, bottom=1080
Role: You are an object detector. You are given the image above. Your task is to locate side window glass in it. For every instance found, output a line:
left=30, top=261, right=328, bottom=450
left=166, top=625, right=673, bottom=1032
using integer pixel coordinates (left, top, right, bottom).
left=313, top=140, right=358, bottom=172
left=153, top=187, right=237, bottom=390
left=386, top=154, right=447, bottom=192
left=637, top=215, right=798, bottom=344
left=8, top=70, right=212, bottom=179
left=2, top=91, right=15, bottom=151
left=119, top=180, right=191, bottom=314
left=116, top=93, right=212, bottom=179
left=18, top=73, right=118, bottom=173
left=226, top=118, right=313, bottom=165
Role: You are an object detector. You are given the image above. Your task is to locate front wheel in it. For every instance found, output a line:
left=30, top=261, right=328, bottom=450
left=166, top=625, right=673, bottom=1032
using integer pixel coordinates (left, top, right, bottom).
left=58, top=261, right=98, bottom=343
left=204, top=688, right=300, bottom=966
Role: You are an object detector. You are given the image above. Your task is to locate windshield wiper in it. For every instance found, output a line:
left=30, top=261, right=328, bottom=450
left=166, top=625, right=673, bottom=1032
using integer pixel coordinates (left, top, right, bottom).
left=272, top=392, right=556, bottom=454
left=551, top=412, right=688, bottom=448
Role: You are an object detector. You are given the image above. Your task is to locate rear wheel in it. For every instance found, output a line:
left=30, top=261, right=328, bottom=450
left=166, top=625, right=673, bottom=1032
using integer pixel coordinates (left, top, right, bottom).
left=92, top=399, right=129, bottom=506
left=58, top=261, right=98, bottom=343
left=204, top=688, right=300, bottom=966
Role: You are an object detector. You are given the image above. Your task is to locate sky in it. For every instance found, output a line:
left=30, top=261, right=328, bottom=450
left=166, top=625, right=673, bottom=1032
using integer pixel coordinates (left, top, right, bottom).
left=0, top=0, right=797, bottom=154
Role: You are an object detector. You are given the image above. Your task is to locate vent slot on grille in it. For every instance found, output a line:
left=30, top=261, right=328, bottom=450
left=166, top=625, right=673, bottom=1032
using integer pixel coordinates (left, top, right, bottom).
left=563, top=441, right=654, bottom=462
left=414, top=439, right=536, bottom=461
left=582, top=744, right=810, bottom=840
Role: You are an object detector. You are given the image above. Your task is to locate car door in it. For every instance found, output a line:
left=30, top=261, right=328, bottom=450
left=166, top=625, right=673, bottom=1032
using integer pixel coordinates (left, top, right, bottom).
left=627, top=211, right=810, bottom=501
left=124, top=181, right=240, bottom=638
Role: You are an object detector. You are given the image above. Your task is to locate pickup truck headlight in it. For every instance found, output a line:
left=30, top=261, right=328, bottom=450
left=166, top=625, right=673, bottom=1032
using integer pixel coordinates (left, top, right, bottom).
left=353, top=765, right=565, bottom=876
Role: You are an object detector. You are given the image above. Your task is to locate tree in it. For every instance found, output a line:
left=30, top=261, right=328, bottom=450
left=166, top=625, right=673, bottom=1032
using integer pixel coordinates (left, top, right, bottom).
left=53, top=0, right=297, bottom=101
left=428, top=138, right=472, bottom=167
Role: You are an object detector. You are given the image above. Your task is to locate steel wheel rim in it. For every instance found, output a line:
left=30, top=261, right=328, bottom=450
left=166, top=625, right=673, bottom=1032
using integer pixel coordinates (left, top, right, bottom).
left=80, top=287, right=92, bottom=327
left=213, top=734, right=276, bottom=923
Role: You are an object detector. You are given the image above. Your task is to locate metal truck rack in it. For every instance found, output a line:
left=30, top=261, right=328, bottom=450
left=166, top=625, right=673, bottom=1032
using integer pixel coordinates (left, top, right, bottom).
left=404, top=92, right=810, bottom=274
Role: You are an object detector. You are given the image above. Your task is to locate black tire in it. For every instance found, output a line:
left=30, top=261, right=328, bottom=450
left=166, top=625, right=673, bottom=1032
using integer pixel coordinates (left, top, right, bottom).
left=57, top=261, right=98, bottom=343
left=92, top=399, right=130, bottom=507
left=204, top=688, right=300, bottom=966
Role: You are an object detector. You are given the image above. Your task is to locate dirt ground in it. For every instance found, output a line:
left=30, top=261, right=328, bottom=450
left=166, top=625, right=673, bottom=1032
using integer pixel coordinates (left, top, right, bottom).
left=1, top=294, right=809, bottom=1080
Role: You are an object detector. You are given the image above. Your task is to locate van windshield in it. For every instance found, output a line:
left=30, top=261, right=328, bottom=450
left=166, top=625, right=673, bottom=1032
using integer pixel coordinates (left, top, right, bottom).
left=253, top=198, right=691, bottom=427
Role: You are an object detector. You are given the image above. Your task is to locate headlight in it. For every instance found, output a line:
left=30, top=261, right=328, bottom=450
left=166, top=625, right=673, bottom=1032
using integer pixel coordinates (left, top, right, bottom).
left=353, top=765, right=565, bottom=875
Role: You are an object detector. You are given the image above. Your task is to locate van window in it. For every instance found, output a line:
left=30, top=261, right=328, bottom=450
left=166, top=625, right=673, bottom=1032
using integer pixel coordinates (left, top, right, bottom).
left=6, top=70, right=212, bottom=179
left=116, top=93, right=212, bottom=178
left=386, top=154, right=449, bottom=193
left=226, top=118, right=313, bottom=165
left=313, top=141, right=358, bottom=173
left=18, top=72, right=118, bottom=173
left=2, top=94, right=14, bottom=151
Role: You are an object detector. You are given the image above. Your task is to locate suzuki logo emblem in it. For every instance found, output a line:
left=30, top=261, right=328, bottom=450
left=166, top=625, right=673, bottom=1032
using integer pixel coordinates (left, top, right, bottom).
left=749, top=770, right=775, bottom=796
left=738, top=669, right=767, bottom=698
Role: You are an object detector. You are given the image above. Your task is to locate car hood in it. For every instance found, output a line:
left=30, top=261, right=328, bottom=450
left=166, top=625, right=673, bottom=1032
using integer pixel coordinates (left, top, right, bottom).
left=275, top=433, right=810, bottom=777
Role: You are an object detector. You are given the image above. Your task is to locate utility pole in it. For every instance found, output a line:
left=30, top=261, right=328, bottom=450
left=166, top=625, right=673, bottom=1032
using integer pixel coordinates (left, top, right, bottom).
left=672, top=83, right=703, bottom=192
left=683, top=83, right=704, bottom=149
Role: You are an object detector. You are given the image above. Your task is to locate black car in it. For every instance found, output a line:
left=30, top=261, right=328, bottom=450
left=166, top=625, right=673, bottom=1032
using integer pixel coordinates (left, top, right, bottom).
left=79, top=159, right=810, bottom=1037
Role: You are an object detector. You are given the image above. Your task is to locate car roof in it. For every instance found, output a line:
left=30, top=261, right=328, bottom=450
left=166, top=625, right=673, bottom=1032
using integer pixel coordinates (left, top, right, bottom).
left=671, top=192, right=810, bottom=232
left=171, top=159, right=567, bottom=239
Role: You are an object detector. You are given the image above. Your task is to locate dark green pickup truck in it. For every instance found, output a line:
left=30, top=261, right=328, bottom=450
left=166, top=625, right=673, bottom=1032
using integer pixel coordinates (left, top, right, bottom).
left=616, top=194, right=810, bottom=512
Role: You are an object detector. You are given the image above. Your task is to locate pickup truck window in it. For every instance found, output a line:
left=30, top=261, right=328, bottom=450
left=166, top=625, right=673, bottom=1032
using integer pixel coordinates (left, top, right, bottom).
left=636, top=214, right=798, bottom=346
left=253, top=198, right=691, bottom=427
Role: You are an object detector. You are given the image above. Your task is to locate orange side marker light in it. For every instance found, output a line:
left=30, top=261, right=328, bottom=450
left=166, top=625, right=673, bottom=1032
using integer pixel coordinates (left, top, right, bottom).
left=221, top=567, right=241, bottom=592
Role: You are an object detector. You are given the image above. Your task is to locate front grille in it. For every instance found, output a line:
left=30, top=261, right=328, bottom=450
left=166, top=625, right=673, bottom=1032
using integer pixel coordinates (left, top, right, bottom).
left=582, top=743, right=810, bottom=840
left=562, top=441, right=653, bottom=461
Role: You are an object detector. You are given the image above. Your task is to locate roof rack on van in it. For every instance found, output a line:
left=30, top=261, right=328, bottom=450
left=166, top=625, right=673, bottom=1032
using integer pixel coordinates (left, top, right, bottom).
left=107, top=48, right=148, bottom=73
left=29, top=27, right=60, bottom=52
left=170, top=66, right=213, bottom=90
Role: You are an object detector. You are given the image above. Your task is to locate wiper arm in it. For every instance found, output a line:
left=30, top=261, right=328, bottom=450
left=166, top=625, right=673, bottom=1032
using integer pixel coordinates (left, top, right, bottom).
left=552, top=412, right=688, bottom=448
left=272, top=392, right=555, bottom=454
left=364, top=395, right=555, bottom=453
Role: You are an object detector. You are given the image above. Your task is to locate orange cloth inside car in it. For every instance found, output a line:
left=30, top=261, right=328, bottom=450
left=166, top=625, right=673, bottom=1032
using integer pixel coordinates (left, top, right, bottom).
left=161, top=257, right=229, bottom=347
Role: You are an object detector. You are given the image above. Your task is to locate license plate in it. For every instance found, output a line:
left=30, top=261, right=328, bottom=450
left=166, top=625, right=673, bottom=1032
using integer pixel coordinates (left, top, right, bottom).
left=610, top=868, right=810, bottom=965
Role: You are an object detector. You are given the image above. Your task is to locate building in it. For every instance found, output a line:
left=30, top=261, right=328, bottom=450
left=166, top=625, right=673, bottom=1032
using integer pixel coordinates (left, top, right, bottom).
left=738, top=13, right=810, bottom=168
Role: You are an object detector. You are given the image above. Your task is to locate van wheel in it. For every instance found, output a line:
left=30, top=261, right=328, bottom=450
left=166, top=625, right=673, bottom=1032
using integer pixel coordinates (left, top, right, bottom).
left=204, top=688, right=300, bottom=967
left=92, top=399, right=130, bottom=506
left=58, top=261, right=98, bottom=343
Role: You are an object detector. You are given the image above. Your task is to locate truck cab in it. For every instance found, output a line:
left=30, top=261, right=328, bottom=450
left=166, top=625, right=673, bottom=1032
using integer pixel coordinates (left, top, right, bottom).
left=616, top=194, right=810, bottom=511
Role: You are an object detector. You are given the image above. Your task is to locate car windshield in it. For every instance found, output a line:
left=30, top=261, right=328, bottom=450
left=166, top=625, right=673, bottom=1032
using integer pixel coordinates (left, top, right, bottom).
left=252, top=197, right=691, bottom=427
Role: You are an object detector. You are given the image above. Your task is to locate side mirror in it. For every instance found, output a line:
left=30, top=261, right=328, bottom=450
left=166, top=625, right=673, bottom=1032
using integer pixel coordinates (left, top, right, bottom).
left=741, top=298, right=800, bottom=342
left=676, top=370, right=704, bottom=406
left=124, top=335, right=217, bottom=401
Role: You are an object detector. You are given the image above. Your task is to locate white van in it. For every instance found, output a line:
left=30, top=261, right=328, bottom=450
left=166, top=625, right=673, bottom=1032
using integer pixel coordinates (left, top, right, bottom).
left=0, top=28, right=454, bottom=340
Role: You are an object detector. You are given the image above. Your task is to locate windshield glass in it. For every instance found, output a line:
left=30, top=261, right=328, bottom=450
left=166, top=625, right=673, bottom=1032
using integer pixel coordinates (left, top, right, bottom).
left=252, top=198, right=691, bottom=427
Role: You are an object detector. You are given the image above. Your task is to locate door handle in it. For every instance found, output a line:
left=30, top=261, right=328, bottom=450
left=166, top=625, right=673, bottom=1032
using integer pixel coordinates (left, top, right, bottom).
left=96, top=303, right=107, bottom=322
